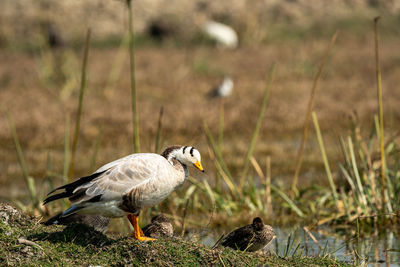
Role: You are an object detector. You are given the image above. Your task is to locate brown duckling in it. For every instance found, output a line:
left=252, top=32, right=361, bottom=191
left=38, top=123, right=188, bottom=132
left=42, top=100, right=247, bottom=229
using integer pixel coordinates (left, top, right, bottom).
left=220, top=217, right=275, bottom=252
left=142, top=214, right=173, bottom=238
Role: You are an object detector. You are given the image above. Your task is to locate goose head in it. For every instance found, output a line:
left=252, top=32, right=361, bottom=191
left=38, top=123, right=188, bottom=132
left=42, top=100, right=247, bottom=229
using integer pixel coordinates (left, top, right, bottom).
left=162, top=146, right=204, bottom=172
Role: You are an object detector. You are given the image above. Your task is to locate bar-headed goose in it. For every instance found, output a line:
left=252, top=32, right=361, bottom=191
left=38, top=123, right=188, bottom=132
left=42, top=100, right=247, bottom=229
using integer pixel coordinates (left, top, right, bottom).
left=43, top=145, right=204, bottom=241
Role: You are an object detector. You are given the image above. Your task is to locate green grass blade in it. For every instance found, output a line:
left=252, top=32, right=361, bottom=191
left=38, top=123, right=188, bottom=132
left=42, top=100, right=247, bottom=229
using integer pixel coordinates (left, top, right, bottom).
left=312, top=112, right=338, bottom=206
left=284, top=233, right=292, bottom=257
left=203, top=180, right=216, bottom=206
left=216, top=100, right=225, bottom=193
left=374, top=17, right=387, bottom=212
left=348, top=136, right=368, bottom=211
left=218, top=99, right=225, bottom=152
left=154, top=107, right=164, bottom=153
left=338, top=136, right=351, bottom=169
left=127, top=0, right=140, bottom=153
left=203, top=121, right=233, bottom=179
left=321, top=240, right=329, bottom=257
left=271, top=184, right=304, bottom=217
left=63, top=115, right=70, bottom=184
left=7, top=112, right=30, bottom=185
left=292, top=242, right=301, bottom=256
left=384, top=177, right=393, bottom=213
left=213, top=158, right=239, bottom=197
left=287, top=232, right=298, bottom=256
left=7, top=112, right=38, bottom=210
left=68, top=29, right=91, bottom=179
left=339, top=164, right=356, bottom=192
left=241, top=65, right=275, bottom=182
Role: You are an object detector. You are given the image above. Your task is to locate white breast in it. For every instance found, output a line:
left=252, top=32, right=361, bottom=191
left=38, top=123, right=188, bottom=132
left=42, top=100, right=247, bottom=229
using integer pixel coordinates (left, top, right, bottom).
left=137, top=163, right=187, bottom=208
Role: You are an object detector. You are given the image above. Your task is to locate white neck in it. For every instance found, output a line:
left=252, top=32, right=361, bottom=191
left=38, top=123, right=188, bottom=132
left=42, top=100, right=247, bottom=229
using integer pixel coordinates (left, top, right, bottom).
left=168, top=149, right=186, bottom=166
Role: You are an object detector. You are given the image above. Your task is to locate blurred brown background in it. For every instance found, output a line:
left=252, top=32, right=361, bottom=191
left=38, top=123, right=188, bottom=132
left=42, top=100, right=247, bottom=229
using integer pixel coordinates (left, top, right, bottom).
left=1, top=0, right=400, bottom=207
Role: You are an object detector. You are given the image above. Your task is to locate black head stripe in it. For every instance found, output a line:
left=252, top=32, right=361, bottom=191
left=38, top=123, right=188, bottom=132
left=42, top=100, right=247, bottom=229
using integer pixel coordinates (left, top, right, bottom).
left=183, top=146, right=188, bottom=153
left=190, top=147, right=194, bottom=157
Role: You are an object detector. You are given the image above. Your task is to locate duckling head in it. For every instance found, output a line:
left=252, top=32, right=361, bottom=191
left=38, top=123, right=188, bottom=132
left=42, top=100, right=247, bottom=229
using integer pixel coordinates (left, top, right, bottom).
left=252, top=217, right=264, bottom=231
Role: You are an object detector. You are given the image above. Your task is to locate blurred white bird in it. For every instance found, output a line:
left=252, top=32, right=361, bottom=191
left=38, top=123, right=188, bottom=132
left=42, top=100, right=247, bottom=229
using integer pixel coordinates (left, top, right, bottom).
left=202, top=21, right=238, bottom=49
left=208, top=76, right=234, bottom=98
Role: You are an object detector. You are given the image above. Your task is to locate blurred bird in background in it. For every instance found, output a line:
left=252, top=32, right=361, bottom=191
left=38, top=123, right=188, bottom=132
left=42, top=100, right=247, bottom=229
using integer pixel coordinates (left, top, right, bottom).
left=202, top=20, right=238, bottom=49
left=207, top=76, right=234, bottom=99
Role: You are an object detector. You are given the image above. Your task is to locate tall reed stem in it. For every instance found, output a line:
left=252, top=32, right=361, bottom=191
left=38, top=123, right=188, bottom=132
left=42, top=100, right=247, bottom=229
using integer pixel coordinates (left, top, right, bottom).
left=291, top=31, right=339, bottom=192
left=68, top=29, right=91, bottom=179
left=374, top=17, right=386, bottom=211
left=63, top=115, right=70, bottom=184
left=312, top=112, right=339, bottom=206
left=127, top=0, right=140, bottom=153
left=218, top=98, right=225, bottom=151
left=154, top=107, right=164, bottom=153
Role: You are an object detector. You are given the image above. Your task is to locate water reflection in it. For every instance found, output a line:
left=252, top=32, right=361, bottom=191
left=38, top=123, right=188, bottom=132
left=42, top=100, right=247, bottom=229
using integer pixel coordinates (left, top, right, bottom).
left=196, top=227, right=400, bottom=266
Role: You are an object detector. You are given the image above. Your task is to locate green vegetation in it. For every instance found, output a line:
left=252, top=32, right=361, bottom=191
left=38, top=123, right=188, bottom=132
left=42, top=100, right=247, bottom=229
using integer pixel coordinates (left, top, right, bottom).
left=0, top=204, right=350, bottom=266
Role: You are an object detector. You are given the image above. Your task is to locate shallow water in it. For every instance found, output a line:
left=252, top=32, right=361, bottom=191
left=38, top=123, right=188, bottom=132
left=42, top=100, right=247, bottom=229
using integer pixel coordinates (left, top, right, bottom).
left=197, top=226, right=400, bottom=266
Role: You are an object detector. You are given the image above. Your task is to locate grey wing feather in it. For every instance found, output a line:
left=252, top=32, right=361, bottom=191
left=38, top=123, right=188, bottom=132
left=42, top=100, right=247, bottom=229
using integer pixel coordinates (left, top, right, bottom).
left=71, top=154, right=167, bottom=204
left=94, top=154, right=137, bottom=173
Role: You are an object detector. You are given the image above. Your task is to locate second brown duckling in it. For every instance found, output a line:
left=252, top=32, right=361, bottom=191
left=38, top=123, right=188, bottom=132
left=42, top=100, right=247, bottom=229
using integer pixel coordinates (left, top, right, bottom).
left=220, top=217, right=275, bottom=252
left=142, top=214, right=173, bottom=238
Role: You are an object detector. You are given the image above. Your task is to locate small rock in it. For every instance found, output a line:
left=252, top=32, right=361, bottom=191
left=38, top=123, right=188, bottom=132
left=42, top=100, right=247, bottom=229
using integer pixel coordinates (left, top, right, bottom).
left=0, top=203, right=25, bottom=226
left=21, top=246, right=34, bottom=256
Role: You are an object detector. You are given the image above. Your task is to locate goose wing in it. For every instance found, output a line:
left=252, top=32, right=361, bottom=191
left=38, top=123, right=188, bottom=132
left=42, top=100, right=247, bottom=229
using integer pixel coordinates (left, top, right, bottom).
left=80, top=154, right=169, bottom=201
left=44, top=153, right=171, bottom=205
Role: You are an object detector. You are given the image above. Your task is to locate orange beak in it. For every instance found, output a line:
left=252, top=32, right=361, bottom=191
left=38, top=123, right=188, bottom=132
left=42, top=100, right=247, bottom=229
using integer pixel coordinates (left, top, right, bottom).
left=193, top=160, right=204, bottom=172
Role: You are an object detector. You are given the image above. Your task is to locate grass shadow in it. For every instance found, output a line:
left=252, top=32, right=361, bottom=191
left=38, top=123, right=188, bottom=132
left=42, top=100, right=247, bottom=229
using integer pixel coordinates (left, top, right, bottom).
left=28, top=223, right=113, bottom=247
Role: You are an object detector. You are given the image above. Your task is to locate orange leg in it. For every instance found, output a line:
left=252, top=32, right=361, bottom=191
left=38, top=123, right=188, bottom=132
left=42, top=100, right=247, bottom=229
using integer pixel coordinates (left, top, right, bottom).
left=127, top=214, right=155, bottom=242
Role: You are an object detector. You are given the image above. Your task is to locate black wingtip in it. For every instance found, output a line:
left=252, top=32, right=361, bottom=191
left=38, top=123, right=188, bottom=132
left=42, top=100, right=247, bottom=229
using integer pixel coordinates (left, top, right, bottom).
left=44, top=170, right=107, bottom=204
left=43, top=191, right=70, bottom=205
